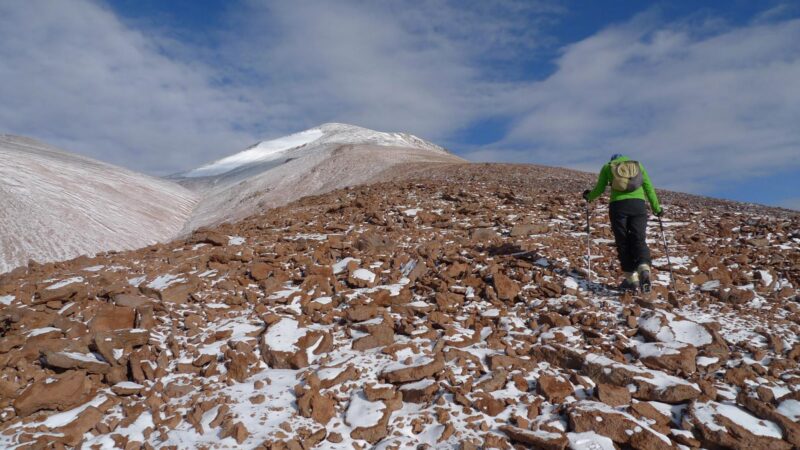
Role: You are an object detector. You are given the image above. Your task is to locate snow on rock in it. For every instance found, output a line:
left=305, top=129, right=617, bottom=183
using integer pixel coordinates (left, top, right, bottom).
left=689, top=401, right=789, bottom=449
left=776, top=399, right=800, bottom=422
left=353, top=268, right=376, bottom=283
left=46, top=277, right=84, bottom=290
left=146, top=274, right=185, bottom=290
left=638, top=310, right=712, bottom=346
left=567, top=431, right=617, bottom=450
left=263, top=318, right=303, bottom=352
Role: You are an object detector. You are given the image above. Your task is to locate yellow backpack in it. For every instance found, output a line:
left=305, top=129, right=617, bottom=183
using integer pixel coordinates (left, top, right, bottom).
left=610, top=160, right=643, bottom=193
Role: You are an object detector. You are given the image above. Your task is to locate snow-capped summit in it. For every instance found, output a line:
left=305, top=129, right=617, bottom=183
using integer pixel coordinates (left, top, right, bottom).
left=177, top=123, right=450, bottom=180
left=174, top=123, right=462, bottom=230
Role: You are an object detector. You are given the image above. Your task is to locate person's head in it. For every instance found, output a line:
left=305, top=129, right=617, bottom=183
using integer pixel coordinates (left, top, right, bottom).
left=609, top=153, right=624, bottom=161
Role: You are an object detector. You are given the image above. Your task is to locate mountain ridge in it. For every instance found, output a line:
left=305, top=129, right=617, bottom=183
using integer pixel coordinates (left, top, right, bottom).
left=0, top=124, right=462, bottom=273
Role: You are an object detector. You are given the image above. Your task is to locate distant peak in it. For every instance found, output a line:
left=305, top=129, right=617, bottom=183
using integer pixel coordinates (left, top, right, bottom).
left=178, top=123, right=449, bottom=179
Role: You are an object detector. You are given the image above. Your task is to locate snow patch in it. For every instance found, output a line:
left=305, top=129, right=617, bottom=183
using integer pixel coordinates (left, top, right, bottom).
left=346, top=391, right=385, bottom=428
left=264, top=318, right=304, bottom=352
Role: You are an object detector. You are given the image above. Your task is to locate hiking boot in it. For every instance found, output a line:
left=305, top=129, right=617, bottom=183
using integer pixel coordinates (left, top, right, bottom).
left=619, top=272, right=639, bottom=292
left=637, top=264, right=651, bottom=293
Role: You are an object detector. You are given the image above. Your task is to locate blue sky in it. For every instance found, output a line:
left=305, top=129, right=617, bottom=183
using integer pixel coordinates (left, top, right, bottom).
left=1, top=1, right=798, bottom=209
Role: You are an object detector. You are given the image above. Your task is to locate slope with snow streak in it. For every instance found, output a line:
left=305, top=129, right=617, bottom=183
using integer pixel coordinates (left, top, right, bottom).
left=0, top=135, right=197, bottom=274
left=181, top=128, right=326, bottom=179
left=174, top=123, right=462, bottom=230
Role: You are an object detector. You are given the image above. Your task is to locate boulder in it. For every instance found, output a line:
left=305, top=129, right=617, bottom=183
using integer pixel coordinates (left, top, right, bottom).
left=399, top=379, right=439, bottom=403
left=568, top=401, right=674, bottom=450
left=260, top=318, right=331, bottom=369
left=89, top=304, right=136, bottom=332
left=500, top=426, right=567, bottom=450
left=634, top=341, right=697, bottom=374
left=13, top=370, right=95, bottom=416
left=688, top=401, right=791, bottom=450
left=380, top=356, right=444, bottom=384
left=582, top=353, right=700, bottom=403
left=493, top=273, right=520, bottom=300
left=596, top=383, right=631, bottom=407
left=537, top=374, right=574, bottom=403
left=43, top=351, right=110, bottom=374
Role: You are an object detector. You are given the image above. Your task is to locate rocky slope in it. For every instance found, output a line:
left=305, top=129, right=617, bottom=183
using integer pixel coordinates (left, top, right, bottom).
left=0, top=163, right=798, bottom=449
left=0, top=135, right=198, bottom=275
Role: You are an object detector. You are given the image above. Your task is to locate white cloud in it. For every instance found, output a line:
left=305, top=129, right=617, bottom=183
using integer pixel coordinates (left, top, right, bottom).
left=217, top=0, right=559, bottom=141
left=0, top=0, right=797, bottom=203
left=0, top=0, right=259, bottom=174
left=494, top=13, right=800, bottom=193
left=0, top=0, right=559, bottom=174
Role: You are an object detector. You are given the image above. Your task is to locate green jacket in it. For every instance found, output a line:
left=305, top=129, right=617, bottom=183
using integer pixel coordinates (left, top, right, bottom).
left=586, top=156, right=661, bottom=214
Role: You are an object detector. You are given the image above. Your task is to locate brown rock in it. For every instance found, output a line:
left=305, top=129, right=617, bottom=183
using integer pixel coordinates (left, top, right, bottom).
left=473, top=392, right=507, bottom=416
left=250, top=262, right=271, bottom=281
left=345, top=304, right=379, bottom=322
left=44, top=351, right=110, bottom=374
left=364, top=383, right=396, bottom=401
left=635, top=341, right=698, bottom=374
left=596, top=383, right=631, bottom=406
left=54, top=406, right=104, bottom=446
left=112, top=293, right=153, bottom=308
left=537, top=374, right=573, bottom=403
left=493, top=273, right=520, bottom=301
left=13, top=370, right=95, bottom=417
left=568, top=401, right=674, bottom=450
left=381, top=357, right=444, bottom=384
left=140, top=275, right=199, bottom=304
left=220, top=421, right=249, bottom=444
left=399, top=379, right=439, bottom=403
left=500, top=425, right=567, bottom=450
left=111, top=382, right=144, bottom=396
left=89, top=304, right=136, bottom=332
left=352, top=324, right=395, bottom=351
left=540, top=312, right=570, bottom=328
left=688, top=401, right=791, bottom=450
left=319, top=365, right=360, bottom=389
left=583, top=353, right=700, bottom=403
left=260, top=318, right=331, bottom=369
left=347, top=392, right=401, bottom=444
left=471, top=228, right=498, bottom=241
left=225, top=350, right=251, bottom=382
left=297, top=389, right=337, bottom=425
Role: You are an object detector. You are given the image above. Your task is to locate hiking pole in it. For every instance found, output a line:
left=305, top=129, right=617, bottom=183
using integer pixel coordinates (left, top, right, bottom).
left=657, top=216, right=677, bottom=292
left=585, top=201, right=592, bottom=287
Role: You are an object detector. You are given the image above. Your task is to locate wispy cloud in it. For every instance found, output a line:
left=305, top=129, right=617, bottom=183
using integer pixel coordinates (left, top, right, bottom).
left=494, top=12, right=800, bottom=193
left=0, top=0, right=559, bottom=174
left=0, top=0, right=798, bottom=205
left=217, top=0, right=561, bottom=140
left=0, top=0, right=260, bottom=174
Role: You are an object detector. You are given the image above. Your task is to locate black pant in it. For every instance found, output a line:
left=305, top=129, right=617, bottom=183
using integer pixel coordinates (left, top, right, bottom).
left=609, top=199, right=650, bottom=273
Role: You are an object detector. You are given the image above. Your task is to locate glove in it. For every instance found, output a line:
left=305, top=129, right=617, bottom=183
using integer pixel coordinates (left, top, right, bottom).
left=582, top=190, right=591, bottom=201
left=655, top=208, right=664, bottom=217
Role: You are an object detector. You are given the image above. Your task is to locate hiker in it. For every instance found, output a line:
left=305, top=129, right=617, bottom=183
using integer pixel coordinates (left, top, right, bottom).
left=583, top=154, right=662, bottom=292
